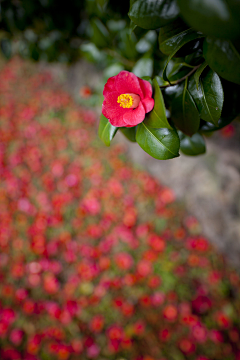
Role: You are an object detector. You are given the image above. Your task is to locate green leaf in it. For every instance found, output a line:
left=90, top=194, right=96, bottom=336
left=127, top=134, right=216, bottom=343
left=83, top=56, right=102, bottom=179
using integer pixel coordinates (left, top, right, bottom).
left=155, top=76, right=169, bottom=87
left=221, top=79, right=240, bottom=122
left=185, top=50, right=204, bottom=67
left=200, top=118, right=233, bottom=133
left=203, top=38, right=240, bottom=85
left=179, top=131, right=206, bottom=156
left=129, top=20, right=137, bottom=35
left=128, top=0, right=180, bottom=30
left=171, top=80, right=200, bottom=136
left=91, top=18, right=109, bottom=48
left=132, top=57, right=153, bottom=77
left=161, top=29, right=205, bottom=82
left=160, top=28, right=204, bottom=56
left=136, top=123, right=180, bottom=160
left=194, top=61, right=208, bottom=90
left=120, top=127, right=137, bottom=142
left=144, top=78, right=172, bottom=128
left=98, top=114, right=118, bottom=146
left=166, top=61, right=193, bottom=82
left=188, top=68, right=223, bottom=126
left=177, top=0, right=240, bottom=40
left=159, top=18, right=188, bottom=45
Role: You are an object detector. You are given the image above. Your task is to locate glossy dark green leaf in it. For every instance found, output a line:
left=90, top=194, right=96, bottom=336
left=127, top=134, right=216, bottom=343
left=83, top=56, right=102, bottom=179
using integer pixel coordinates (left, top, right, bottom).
left=120, top=127, right=137, bottom=142
left=98, top=114, right=118, bottom=147
left=167, top=61, right=194, bottom=82
left=200, top=80, right=240, bottom=132
left=144, top=78, right=172, bottom=128
left=185, top=49, right=204, bottom=67
left=128, top=0, right=180, bottom=30
left=203, top=38, right=240, bottom=85
left=162, top=29, right=204, bottom=82
left=158, top=18, right=188, bottom=45
left=194, top=61, right=208, bottom=90
left=155, top=76, right=169, bottom=87
left=179, top=131, right=206, bottom=156
left=171, top=80, right=200, bottom=136
left=136, top=123, right=180, bottom=160
left=177, top=0, right=240, bottom=40
left=163, top=84, right=180, bottom=107
left=160, top=28, right=204, bottom=56
left=188, top=68, right=223, bottom=126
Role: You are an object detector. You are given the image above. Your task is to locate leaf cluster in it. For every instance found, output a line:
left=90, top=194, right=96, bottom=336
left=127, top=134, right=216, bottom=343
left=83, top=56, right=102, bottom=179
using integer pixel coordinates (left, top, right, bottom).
left=99, top=0, right=240, bottom=159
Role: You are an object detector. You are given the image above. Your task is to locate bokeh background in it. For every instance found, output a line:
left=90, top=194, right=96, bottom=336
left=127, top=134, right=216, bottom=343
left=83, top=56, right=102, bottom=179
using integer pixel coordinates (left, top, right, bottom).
left=0, top=1, right=240, bottom=359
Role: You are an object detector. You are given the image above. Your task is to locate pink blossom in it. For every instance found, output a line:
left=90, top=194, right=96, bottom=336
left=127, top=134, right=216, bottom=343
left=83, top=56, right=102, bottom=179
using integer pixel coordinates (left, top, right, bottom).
left=102, top=71, right=154, bottom=127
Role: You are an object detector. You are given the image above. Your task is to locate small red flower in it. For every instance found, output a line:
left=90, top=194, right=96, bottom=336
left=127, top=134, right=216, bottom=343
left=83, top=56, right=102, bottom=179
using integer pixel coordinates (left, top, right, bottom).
left=102, top=71, right=154, bottom=127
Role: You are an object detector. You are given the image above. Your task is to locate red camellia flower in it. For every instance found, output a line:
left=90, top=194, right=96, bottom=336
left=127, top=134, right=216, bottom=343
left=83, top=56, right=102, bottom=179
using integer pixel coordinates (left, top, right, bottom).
left=102, top=70, right=154, bottom=127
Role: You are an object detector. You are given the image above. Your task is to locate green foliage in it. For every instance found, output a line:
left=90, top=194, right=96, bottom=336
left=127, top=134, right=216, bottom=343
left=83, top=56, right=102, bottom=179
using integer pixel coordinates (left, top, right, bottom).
left=136, top=123, right=180, bottom=160
left=98, top=114, right=118, bottom=146
left=128, top=0, right=179, bottom=30
left=144, top=78, right=172, bottom=129
left=161, top=29, right=205, bottom=82
left=179, top=131, right=206, bottom=156
left=120, top=127, right=137, bottom=142
left=203, top=38, right=240, bottom=84
left=171, top=80, right=200, bottom=136
left=188, top=68, right=224, bottom=126
left=97, top=0, right=240, bottom=160
left=1, top=0, right=239, bottom=160
left=177, top=0, right=240, bottom=40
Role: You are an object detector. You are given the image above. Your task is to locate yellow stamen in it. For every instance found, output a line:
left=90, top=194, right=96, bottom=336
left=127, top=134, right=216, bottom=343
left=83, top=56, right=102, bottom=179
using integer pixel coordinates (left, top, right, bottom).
left=117, top=94, right=133, bottom=108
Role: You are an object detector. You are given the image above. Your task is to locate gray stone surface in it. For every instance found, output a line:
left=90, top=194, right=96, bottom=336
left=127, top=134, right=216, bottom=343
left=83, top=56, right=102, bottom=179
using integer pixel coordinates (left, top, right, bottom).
left=42, top=60, right=240, bottom=270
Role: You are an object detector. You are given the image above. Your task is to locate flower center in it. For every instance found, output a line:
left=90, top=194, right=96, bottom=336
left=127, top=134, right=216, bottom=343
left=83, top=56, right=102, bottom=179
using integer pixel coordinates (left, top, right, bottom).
left=117, top=93, right=141, bottom=109
left=117, top=94, right=133, bottom=108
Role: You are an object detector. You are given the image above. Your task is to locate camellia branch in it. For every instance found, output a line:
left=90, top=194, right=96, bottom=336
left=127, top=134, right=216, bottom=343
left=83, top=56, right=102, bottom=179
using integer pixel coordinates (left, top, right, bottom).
left=160, top=63, right=203, bottom=88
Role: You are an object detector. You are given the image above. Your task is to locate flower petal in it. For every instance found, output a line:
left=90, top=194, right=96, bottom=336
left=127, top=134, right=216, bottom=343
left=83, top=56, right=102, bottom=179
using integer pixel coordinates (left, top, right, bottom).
left=103, top=76, right=116, bottom=97
left=141, top=98, right=154, bottom=113
left=123, top=102, right=146, bottom=126
left=109, top=115, right=125, bottom=127
left=139, top=78, right=153, bottom=98
left=102, top=91, right=130, bottom=126
left=115, top=71, right=143, bottom=99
